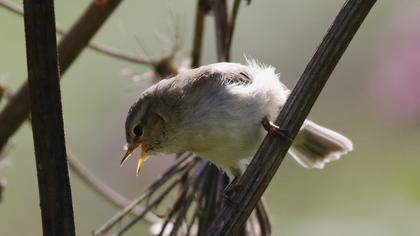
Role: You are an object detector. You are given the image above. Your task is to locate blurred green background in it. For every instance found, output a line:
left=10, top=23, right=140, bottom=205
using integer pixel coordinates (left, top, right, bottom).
left=1, top=0, right=420, bottom=235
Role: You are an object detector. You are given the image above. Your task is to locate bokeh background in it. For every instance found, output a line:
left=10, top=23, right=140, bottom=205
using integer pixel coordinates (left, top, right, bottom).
left=1, top=0, right=420, bottom=235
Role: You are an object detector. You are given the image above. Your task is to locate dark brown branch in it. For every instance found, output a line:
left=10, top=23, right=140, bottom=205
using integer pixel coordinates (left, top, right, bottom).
left=0, top=0, right=124, bottom=153
left=23, top=0, right=75, bottom=235
left=212, top=0, right=229, bottom=62
left=225, top=0, right=242, bottom=61
left=206, top=0, right=377, bottom=235
left=67, top=153, right=160, bottom=223
left=191, top=0, right=207, bottom=68
left=0, top=81, right=5, bottom=104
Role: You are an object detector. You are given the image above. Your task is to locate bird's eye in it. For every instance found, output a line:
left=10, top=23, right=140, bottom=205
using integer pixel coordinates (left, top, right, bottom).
left=133, top=125, right=143, bottom=137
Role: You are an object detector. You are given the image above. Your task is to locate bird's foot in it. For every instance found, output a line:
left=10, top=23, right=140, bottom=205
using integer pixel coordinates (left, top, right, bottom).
left=261, top=118, right=292, bottom=142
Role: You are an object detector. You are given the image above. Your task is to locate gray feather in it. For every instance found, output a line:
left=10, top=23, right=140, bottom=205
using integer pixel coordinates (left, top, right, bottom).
left=289, top=120, right=353, bottom=168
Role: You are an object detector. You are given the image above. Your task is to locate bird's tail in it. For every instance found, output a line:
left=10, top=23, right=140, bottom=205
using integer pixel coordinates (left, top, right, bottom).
left=289, top=120, right=353, bottom=168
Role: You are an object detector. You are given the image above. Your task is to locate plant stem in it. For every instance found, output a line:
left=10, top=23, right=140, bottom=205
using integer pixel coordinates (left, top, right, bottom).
left=23, top=0, right=75, bottom=234
left=205, top=0, right=377, bottom=235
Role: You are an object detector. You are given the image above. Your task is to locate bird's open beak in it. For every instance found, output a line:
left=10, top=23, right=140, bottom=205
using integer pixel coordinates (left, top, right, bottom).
left=120, top=141, right=148, bottom=176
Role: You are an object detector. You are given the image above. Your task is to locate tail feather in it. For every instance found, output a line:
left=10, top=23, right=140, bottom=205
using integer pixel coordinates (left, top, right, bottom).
left=289, top=120, right=353, bottom=168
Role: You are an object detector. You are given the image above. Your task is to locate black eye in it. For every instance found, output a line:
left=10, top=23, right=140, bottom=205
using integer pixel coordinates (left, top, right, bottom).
left=133, top=125, right=143, bottom=137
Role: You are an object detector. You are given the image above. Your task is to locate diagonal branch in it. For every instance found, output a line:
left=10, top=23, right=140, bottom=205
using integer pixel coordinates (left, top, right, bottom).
left=205, top=0, right=377, bottom=235
left=0, top=0, right=150, bottom=65
left=23, top=0, right=75, bottom=234
left=0, top=0, right=124, bottom=153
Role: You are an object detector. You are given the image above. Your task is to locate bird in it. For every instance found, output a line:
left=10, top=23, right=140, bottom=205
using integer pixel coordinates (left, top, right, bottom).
left=120, top=60, right=353, bottom=176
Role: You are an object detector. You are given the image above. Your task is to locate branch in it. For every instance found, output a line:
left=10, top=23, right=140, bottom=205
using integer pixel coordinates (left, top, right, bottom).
left=225, top=0, right=242, bottom=61
left=205, top=0, right=377, bottom=235
left=112, top=161, right=205, bottom=236
left=67, top=153, right=161, bottom=223
left=212, top=0, right=229, bottom=62
left=0, top=0, right=150, bottom=65
left=112, top=174, right=183, bottom=236
left=191, top=0, right=210, bottom=68
left=0, top=0, right=124, bottom=153
left=23, top=0, right=75, bottom=234
left=93, top=154, right=197, bottom=236
left=0, top=80, right=5, bottom=104
left=87, top=41, right=150, bottom=65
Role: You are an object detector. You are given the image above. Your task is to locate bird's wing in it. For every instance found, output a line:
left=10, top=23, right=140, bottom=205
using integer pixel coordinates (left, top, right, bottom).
left=224, top=71, right=252, bottom=85
left=156, top=63, right=253, bottom=115
left=183, top=63, right=253, bottom=88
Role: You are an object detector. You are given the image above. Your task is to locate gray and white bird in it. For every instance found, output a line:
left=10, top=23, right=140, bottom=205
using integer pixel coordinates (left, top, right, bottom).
left=121, top=60, right=353, bottom=176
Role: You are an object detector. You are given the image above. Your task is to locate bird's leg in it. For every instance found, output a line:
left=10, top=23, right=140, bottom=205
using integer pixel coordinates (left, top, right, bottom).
left=261, top=117, right=292, bottom=142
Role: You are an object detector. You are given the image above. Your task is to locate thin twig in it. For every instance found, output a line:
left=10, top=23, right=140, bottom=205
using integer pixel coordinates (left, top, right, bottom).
left=255, top=199, right=271, bottom=235
left=196, top=164, right=227, bottom=235
left=23, top=0, right=75, bottom=234
left=93, top=154, right=197, bottom=236
left=186, top=203, right=199, bottom=236
left=0, top=0, right=151, bottom=65
left=112, top=159, right=204, bottom=236
left=0, top=0, right=21, bottom=15
left=158, top=162, right=208, bottom=236
left=0, top=0, right=124, bottom=153
left=168, top=177, right=203, bottom=236
left=112, top=175, right=184, bottom=236
left=86, top=41, right=151, bottom=65
left=205, top=1, right=377, bottom=235
left=67, top=152, right=161, bottom=223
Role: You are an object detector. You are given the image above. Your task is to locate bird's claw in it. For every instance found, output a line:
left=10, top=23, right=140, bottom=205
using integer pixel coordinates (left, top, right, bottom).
left=261, top=118, right=292, bottom=142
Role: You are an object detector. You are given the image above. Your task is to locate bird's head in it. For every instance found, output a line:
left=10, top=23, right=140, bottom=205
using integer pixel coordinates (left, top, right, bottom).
left=121, top=94, right=169, bottom=176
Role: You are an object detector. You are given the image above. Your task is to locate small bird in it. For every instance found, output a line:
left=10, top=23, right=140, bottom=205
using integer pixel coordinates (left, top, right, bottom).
left=121, top=60, right=353, bottom=176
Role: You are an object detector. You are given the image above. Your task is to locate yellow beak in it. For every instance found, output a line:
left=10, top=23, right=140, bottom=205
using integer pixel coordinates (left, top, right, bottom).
left=120, top=142, right=147, bottom=176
